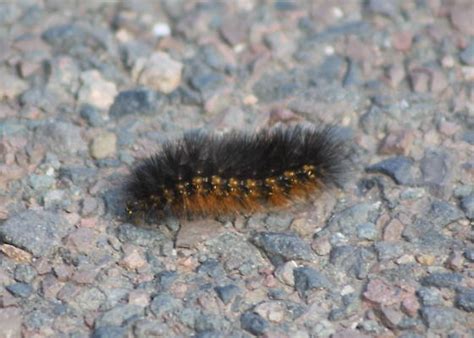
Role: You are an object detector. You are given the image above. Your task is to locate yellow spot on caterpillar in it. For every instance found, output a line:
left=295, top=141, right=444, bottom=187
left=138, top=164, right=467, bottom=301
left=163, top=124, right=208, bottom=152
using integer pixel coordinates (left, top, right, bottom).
left=211, top=175, right=221, bottom=185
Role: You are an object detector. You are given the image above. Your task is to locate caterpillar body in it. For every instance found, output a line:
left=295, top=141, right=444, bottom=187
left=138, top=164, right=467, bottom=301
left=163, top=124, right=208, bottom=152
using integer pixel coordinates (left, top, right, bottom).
left=125, top=125, right=349, bottom=220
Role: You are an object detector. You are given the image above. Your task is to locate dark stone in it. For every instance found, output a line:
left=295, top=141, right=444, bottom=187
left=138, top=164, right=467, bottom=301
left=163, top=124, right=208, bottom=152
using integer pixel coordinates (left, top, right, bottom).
left=366, top=156, right=415, bottom=185
left=189, top=71, right=225, bottom=96
left=156, top=271, right=177, bottom=290
left=59, top=166, right=98, bottom=185
left=293, top=267, right=330, bottom=296
left=197, top=259, right=226, bottom=279
left=309, top=55, right=346, bottom=85
left=360, top=105, right=386, bottom=134
left=253, top=71, right=302, bottom=103
left=14, top=264, right=37, bottom=283
left=42, top=23, right=114, bottom=54
left=427, top=200, right=464, bottom=228
left=194, top=314, right=230, bottom=333
left=274, top=0, right=298, bottom=11
left=149, top=293, right=181, bottom=317
left=327, top=203, right=380, bottom=237
left=116, top=223, right=166, bottom=247
left=460, top=41, right=474, bottom=66
left=109, top=88, right=165, bottom=117
left=464, top=249, right=474, bottom=262
left=91, top=326, right=126, bottom=338
left=251, top=232, right=314, bottom=266
left=19, top=87, right=56, bottom=111
left=6, top=282, right=33, bottom=298
left=194, top=331, right=222, bottom=338
left=461, top=130, right=474, bottom=145
left=373, top=241, right=404, bottom=260
left=420, top=306, right=455, bottom=330
left=120, top=41, right=153, bottom=68
left=417, top=287, right=442, bottom=306
left=460, top=194, right=474, bottom=219
left=34, top=121, right=86, bottom=155
left=329, top=245, right=376, bottom=279
left=267, top=288, right=287, bottom=300
left=79, top=104, right=104, bottom=127
left=455, top=289, right=474, bottom=312
left=214, top=284, right=240, bottom=305
left=0, top=210, right=68, bottom=257
left=368, top=0, right=400, bottom=17
left=343, top=59, right=362, bottom=87
left=420, top=150, right=451, bottom=194
left=240, top=312, right=268, bottom=336
left=421, top=272, right=463, bottom=290
left=96, top=304, right=143, bottom=327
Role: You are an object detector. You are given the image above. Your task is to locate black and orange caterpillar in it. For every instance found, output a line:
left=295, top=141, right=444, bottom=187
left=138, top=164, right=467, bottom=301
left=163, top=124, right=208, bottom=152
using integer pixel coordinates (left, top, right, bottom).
left=125, top=125, right=349, bottom=219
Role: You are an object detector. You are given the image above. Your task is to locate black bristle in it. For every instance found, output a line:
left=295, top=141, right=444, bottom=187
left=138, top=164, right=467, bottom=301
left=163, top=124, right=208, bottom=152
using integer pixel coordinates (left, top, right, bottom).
left=125, top=124, right=351, bottom=218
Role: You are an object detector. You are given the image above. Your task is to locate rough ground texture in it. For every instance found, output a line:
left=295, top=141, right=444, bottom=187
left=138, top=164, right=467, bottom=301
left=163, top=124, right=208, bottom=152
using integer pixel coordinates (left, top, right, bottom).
left=0, top=1, right=473, bottom=337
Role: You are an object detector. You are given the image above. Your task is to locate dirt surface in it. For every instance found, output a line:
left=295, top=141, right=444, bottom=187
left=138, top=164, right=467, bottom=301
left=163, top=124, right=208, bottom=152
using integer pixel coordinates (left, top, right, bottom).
left=0, top=1, right=473, bottom=337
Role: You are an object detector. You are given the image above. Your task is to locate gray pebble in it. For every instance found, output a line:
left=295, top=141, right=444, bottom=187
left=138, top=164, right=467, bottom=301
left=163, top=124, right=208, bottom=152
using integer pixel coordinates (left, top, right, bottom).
left=155, top=271, right=177, bottom=290
left=189, top=71, right=226, bottom=97
left=14, top=264, right=37, bottom=283
left=455, top=289, right=474, bottom=312
left=420, top=306, right=455, bottom=330
left=79, top=104, right=104, bottom=127
left=91, top=326, right=126, bottom=338
left=197, top=259, right=225, bottom=279
left=366, top=156, right=415, bottom=185
left=293, top=266, right=330, bottom=296
left=133, top=320, right=168, bottom=337
left=109, top=88, right=165, bottom=117
left=461, top=130, right=474, bottom=145
left=427, top=200, right=464, bottom=229
left=194, top=314, right=230, bottom=333
left=420, top=149, right=451, bottom=194
left=374, top=241, right=404, bottom=260
left=215, top=284, right=240, bottom=305
left=464, top=249, right=474, bottom=262
left=96, top=304, right=143, bottom=327
left=251, top=232, right=314, bottom=266
left=356, top=222, right=378, bottom=240
left=116, top=223, right=166, bottom=247
left=421, top=272, right=463, bottom=290
left=369, top=0, right=399, bottom=17
left=150, top=293, right=181, bottom=317
left=0, top=210, right=68, bottom=257
left=59, top=166, right=98, bottom=185
left=253, top=71, right=301, bottom=103
left=327, top=203, right=380, bottom=237
left=417, top=287, right=443, bottom=306
left=460, top=41, right=474, bottom=66
left=28, top=174, right=55, bottom=191
left=460, top=194, right=474, bottom=220
left=34, top=121, right=87, bottom=155
left=6, top=282, right=33, bottom=298
left=240, top=312, right=268, bottom=336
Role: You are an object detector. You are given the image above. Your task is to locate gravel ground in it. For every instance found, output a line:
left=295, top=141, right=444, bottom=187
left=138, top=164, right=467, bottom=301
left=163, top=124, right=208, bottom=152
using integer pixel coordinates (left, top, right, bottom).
left=0, top=1, right=473, bottom=337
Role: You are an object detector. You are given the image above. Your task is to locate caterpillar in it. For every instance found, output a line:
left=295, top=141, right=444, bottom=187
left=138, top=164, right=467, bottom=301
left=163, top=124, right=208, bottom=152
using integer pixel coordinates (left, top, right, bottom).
left=125, top=124, right=350, bottom=220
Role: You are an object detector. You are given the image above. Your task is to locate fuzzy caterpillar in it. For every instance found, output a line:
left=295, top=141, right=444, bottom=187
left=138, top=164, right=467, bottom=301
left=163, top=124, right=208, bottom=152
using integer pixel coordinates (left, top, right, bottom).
left=125, top=125, right=350, bottom=220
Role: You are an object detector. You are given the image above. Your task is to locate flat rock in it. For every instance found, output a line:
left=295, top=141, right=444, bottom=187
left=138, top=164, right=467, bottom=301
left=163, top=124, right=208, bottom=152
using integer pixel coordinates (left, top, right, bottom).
left=366, top=156, right=416, bottom=185
left=109, top=88, right=165, bottom=117
left=0, top=210, right=69, bottom=257
left=251, top=232, right=315, bottom=266
left=34, top=122, right=87, bottom=155
left=176, top=219, right=225, bottom=249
